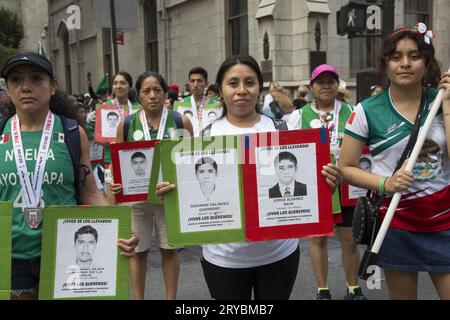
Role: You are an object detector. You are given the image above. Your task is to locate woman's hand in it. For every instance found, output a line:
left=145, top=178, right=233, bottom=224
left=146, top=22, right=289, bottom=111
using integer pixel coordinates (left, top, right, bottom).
left=384, top=160, right=414, bottom=193
left=156, top=182, right=176, bottom=200
left=110, top=182, right=123, bottom=195
left=117, top=233, right=139, bottom=257
left=322, top=163, right=343, bottom=193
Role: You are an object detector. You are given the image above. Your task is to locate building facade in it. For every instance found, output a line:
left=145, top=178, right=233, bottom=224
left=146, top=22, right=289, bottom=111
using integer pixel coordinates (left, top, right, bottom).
left=46, top=0, right=450, bottom=103
left=1, top=0, right=49, bottom=52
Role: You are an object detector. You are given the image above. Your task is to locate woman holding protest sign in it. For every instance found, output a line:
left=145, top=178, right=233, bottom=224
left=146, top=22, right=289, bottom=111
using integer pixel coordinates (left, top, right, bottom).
left=156, top=54, right=343, bottom=300
left=340, top=24, right=450, bottom=300
left=288, top=64, right=365, bottom=300
left=109, top=71, right=192, bottom=300
left=0, top=52, right=138, bottom=300
left=87, top=71, right=140, bottom=192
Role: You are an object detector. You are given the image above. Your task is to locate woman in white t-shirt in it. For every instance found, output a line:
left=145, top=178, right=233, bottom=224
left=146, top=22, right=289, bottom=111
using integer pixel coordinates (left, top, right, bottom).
left=157, top=54, right=343, bottom=300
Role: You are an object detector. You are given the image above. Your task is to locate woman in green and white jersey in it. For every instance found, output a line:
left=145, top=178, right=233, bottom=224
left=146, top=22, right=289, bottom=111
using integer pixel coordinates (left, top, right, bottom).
left=0, top=52, right=138, bottom=300
left=340, top=25, right=450, bottom=300
left=110, top=71, right=192, bottom=300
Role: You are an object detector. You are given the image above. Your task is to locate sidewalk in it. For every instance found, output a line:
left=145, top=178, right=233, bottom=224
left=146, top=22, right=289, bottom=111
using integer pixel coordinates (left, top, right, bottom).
left=140, top=235, right=439, bottom=300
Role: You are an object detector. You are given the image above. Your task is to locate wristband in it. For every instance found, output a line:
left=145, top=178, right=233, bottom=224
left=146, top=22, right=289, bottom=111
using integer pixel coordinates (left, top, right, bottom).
left=379, top=176, right=388, bottom=194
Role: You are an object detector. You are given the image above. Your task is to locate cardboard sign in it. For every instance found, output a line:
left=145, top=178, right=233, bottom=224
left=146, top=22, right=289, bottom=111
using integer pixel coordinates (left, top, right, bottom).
left=39, top=206, right=131, bottom=300
left=110, top=141, right=159, bottom=203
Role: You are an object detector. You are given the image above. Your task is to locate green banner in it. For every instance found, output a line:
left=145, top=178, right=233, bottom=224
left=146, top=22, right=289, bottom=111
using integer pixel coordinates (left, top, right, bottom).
left=39, top=206, right=131, bottom=300
left=147, top=142, right=163, bottom=205
left=0, top=202, right=12, bottom=300
left=161, top=135, right=245, bottom=247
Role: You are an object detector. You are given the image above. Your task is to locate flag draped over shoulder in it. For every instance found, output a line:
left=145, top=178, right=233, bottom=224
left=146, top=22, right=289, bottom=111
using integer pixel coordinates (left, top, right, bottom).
left=95, top=74, right=109, bottom=94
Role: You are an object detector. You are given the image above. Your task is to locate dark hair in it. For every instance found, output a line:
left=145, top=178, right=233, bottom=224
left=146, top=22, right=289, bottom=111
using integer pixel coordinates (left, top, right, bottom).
left=113, top=71, right=136, bottom=102
left=207, top=84, right=219, bottom=95
left=208, top=111, right=217, bottom=116
left=131, top=151, right=146, bottom=161
left=1, top=89, right=80, bottom=121
left=189, top=67, right=208, bottom=82
left=377, top=29, right=441, bottom=88
left=274, top=152, right=298, bottom=167
left=310, top=72, right=339, bottom=87
left=195, top=157, right=218, bottom=173
left=216, top=55, right=264, bottom=118
left=74, top=225, right=98, bottom=243
left=167, top=89, right=179, bottom=103
left=183, top=110, right=193, bottom=116
left=107, top=111, right=119, bottom=119
left=135, top=71, right=168, bottom=102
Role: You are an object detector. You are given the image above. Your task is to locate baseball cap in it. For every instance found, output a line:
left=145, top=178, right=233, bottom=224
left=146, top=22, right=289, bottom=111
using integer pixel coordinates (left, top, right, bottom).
left=310, top=64, right=339, bottom=82
left=1, top=52, right=54, bottom=79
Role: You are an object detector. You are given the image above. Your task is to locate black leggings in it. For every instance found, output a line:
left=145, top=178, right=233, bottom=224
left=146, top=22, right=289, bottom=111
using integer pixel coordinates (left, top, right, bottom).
left=201, top=247, right=300, bottom=300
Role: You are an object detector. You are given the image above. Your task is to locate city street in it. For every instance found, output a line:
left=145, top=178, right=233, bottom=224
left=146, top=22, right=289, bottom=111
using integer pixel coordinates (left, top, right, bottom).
left=141, top=234, right=440, bottom=301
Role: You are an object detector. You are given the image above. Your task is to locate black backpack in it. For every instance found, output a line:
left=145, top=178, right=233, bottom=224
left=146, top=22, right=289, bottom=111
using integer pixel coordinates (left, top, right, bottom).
left=0, top=115, right=88, bottom=204
left=123, top=109, right=184, bottom=141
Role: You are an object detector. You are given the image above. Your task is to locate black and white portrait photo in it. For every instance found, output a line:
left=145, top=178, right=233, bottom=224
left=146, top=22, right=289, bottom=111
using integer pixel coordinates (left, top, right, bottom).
left=268, top=152, right=307, bottom=198
left=118, top=149, right=154, bottom=196
left=101, top=110, right=120, bottom=138
left=201, top=107, right=223, bottom=128
left=174, top=149, right=242, bottom=233
left=53, top=219, right=118, bottom=299
left=256, top=144, right=319, bottom=228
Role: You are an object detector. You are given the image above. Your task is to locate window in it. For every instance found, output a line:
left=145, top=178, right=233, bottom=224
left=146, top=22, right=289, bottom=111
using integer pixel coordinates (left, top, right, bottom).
left=404, top=0, right=431, bottom=27
left=227, top=0, right=248, bottom=56
left=144, top=0, right=159, bottom=72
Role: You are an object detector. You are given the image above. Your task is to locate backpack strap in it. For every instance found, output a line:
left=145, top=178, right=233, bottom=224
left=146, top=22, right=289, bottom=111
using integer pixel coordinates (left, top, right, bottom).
left=123, top=114, right=134, bottom=142
left=60, top=115, right=90, bottom=205
left=0, top=116, right=10, bottom=135
left=172, top=110, right=184, bottom=129
left=272, top=118, right=288, bottom=131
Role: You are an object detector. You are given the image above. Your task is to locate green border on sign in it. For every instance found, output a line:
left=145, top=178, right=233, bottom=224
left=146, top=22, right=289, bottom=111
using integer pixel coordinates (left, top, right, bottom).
left=39, top=206, right=131, bottom=300
left=161, top=135, right=245, bottom=247
left=148, top=143, right=163, bottom=205
left=0, top=202, right=12, bottom=300
left=173, top=101, right=192, bottom=113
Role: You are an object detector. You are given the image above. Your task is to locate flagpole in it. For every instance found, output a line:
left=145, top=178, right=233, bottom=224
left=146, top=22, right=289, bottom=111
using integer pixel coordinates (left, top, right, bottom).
left=359, top=67, right=450, bottom=279
left=110, top=0, right=119, bottom=73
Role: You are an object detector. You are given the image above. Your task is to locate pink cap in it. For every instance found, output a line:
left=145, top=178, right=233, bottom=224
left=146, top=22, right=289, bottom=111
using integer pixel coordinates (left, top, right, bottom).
left=311, top=64, right=339, bottom=82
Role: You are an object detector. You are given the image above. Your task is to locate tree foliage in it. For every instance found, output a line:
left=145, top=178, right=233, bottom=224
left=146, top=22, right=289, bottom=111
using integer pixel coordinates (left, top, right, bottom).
left=0, top=7, right=24, bottom=49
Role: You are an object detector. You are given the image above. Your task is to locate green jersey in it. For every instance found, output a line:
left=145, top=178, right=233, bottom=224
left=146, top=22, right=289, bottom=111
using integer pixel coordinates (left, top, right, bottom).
left=0, top=116, right=76, bottom=260
left=126, top=109, right=180, bottom=141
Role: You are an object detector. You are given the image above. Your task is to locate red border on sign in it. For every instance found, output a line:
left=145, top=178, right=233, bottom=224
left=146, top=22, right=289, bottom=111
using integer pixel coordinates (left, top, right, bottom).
left=95, top=104, right=128, bottom=143
left=242, top=129, right=334, bottom=242
left=110, top=140, right=159, bottom=203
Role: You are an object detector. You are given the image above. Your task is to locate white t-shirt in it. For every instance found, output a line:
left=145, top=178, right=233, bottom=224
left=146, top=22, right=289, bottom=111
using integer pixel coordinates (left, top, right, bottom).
left=203, top=115, right=299, bottom=268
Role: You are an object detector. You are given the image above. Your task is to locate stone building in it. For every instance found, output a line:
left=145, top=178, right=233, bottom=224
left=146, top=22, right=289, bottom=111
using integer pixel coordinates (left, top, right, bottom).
left=45, top=0, right=450, bottom=103
left=0, top=0, right=49, bottom=52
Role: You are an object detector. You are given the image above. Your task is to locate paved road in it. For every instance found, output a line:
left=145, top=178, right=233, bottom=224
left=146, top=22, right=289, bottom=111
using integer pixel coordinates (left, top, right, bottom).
left=139, top=235, right=439, bottom=300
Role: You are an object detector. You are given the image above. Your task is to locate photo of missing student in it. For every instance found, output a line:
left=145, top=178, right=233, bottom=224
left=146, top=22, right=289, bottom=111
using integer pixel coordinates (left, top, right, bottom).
left=101, top=109, right=120, bottom=138
left=53, top=219, right=118, bottom=299
left=256, top=144, right=319, bottom=227
left=201, top=107, right=223, bottom=128
left=174, top=149, right=242, bottom=233
left=347, top=154, right=373, bottom=200
left=118, top=149, right=154, bottom=196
